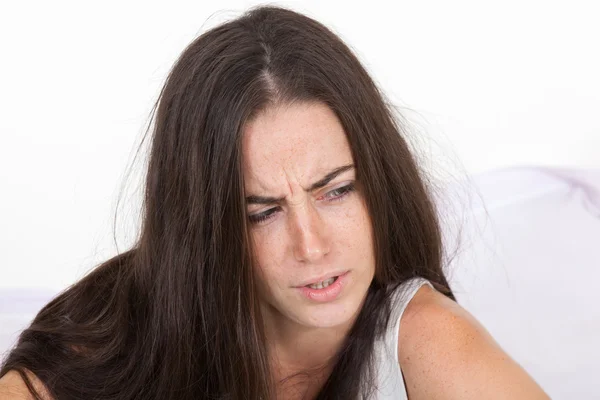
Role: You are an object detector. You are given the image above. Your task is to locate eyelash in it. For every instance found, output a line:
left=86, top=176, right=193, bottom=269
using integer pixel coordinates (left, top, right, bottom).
left=248, top=183, right=356, bottom=225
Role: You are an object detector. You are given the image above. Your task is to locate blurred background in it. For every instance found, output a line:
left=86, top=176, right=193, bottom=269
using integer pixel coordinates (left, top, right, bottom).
left=1, top=1, right=598, bottom=397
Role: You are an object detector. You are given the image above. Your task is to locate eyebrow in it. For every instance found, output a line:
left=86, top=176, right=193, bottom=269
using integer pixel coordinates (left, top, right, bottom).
left=245, top=164, right=355, bottom=205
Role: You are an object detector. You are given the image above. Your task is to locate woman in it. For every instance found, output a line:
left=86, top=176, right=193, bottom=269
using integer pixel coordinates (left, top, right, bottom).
left=0, top=5, right=548, bottom=399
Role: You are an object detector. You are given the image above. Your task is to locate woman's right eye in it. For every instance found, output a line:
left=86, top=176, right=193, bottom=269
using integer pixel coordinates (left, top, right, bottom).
left=248, top=207, right=279, bottom=224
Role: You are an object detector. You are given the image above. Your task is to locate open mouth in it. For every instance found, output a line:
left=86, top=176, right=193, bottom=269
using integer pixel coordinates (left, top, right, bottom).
left=305, top=275, right=339, bottom=290
left=297, top=271, right=349, bottom=302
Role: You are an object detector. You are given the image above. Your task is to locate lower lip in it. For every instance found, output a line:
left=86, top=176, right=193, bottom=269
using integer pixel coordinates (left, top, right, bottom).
left=297, top=271, right=350, bottom=303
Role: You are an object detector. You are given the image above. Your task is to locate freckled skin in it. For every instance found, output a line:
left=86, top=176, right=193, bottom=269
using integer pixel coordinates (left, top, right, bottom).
left=241, top=101, right=376, bottom=376
left=240, top=102, right=550, bottom=400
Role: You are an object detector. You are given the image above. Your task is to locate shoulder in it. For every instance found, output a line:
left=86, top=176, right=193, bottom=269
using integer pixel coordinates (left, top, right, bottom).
left=397, top=283, right=550, bottom=400
left=0, top=369, right=53, bottom=399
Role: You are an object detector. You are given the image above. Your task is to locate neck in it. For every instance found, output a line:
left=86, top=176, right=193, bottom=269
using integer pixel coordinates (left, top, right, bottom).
left=261, top=303, right=362, bottom=396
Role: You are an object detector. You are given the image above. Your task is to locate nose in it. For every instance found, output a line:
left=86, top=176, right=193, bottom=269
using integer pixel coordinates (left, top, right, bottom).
left=289, top=203, right=330, bottom=263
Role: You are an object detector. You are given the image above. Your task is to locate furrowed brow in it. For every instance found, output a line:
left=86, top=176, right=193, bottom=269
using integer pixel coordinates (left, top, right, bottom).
left=245, top=194, right=285, bottom=205
left=245, top=164, right=355, bottom=205
left=307, top=164, right=354, bottom=191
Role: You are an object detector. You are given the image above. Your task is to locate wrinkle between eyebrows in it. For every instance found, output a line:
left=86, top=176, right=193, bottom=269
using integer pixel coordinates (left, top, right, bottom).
left=284, top=171, right=306, bottom=207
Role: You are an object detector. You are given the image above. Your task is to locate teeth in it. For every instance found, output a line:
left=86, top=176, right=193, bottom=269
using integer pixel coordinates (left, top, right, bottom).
left=307, top=277, right=336, bottom=290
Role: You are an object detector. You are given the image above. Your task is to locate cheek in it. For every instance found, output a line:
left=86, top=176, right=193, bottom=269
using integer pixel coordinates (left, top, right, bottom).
left=252, top=228, right=283, bottom=262
left=339, top=203, right=376, bottom=271
left=251, top=230, right=287, bottom=284
left=338, top=199, right=373, bottom=243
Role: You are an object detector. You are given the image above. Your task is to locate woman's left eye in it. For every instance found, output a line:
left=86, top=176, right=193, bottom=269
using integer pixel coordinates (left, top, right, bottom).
left=322, top=183, right=356, bottom=201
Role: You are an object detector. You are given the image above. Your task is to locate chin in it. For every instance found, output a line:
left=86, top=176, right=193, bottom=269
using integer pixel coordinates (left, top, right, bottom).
left=295, top=292, right=366, bottom=329
left=262, top=272, right=374, bottom=330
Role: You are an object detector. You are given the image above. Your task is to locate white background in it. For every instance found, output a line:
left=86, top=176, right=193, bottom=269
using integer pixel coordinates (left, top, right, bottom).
left=1, top=0, right=599, bottom=289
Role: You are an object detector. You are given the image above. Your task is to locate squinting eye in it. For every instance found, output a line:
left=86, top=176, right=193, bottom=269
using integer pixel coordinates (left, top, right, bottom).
left=248, top=207, right=279, bottom=224
left=323, top=183, right=356, bottom=201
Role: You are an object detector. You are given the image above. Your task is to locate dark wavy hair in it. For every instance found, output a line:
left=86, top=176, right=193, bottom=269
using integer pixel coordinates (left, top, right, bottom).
left=1, top=5, right=455, bottom=399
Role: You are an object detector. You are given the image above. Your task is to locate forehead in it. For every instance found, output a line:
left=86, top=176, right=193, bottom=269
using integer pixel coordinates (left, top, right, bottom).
left=241, top=101, right=353, bottom=190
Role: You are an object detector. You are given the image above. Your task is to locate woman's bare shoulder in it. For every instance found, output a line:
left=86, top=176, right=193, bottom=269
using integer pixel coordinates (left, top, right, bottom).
left=0, top=369, right=53, bottom=399
left=397, top=284, right=550, bottom=400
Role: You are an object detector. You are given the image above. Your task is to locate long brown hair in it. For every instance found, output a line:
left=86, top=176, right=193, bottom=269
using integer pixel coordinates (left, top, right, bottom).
left=1, top=5, right=454, bottom=399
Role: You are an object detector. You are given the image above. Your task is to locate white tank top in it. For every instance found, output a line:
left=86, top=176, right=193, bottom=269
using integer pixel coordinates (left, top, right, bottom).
left=369, top=276, right=433, bottom=399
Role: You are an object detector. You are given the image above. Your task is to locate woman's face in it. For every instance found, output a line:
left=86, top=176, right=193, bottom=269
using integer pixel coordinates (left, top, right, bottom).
left=242, top=101, right=376, bottom=330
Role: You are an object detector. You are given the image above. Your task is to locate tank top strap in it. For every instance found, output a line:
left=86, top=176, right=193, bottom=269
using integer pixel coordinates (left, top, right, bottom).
left=369, top=277, right=434, bottom=399
left=386, top=277, right=434, bottom=357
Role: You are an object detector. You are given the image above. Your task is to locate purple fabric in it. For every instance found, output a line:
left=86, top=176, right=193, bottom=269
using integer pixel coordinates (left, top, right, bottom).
left=442, top=166, right=600, bottom=398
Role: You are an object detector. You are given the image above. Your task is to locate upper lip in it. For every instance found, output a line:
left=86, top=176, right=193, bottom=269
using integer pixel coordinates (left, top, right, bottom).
left=295, top=270, right=348, bottom=287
